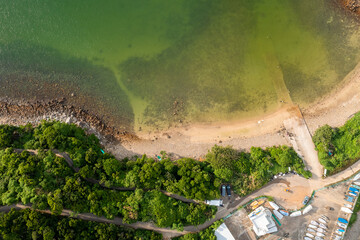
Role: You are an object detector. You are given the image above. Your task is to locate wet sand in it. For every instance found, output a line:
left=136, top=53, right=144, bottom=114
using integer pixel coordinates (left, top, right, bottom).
left=1, top=60, right=360, bottom=160
left=110, top=61, right=360, bottom=160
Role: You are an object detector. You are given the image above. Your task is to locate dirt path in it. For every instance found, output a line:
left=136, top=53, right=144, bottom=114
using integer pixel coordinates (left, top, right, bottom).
left=13, top=149, right=199, bottom=205
left=7, top=147, right=360, bottom=238
left=0, top=204, right=189, bottom=239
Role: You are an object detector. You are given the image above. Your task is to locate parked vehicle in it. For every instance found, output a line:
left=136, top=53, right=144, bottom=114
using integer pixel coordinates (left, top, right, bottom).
left=304, top=237, right=312, bottom=240
left=337, top=222, right=347, bottom=228
left=205, top=200, right=223, bottom=207
left=221, top=185, right=226, bottom=196
left=303, top=196, right=310, bottom=205
left=315, top=237, right=324, bottom=240
left=226, top=185, right=231, bottom=196
left=317, top=228, right=326, bottom=233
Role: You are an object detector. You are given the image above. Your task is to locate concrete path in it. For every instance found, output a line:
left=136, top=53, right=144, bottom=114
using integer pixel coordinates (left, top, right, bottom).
left=283, top=116, right=323, bottom=182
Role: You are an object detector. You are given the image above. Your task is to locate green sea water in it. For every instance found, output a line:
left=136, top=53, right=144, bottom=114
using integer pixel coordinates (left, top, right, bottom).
left=0, top=0, right=359, bottom=131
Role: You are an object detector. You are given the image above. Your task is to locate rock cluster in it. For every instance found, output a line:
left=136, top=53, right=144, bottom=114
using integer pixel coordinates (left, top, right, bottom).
left=341, top=0, right=360, bottom=14
left=0, top=98, right=138, bottom=143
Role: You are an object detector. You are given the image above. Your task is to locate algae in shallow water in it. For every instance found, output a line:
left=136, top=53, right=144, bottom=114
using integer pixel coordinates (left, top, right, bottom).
left=0, top=0, right=360, bottom=131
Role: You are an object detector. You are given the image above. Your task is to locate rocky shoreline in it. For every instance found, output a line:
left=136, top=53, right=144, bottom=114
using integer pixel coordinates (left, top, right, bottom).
left=0, top=98, right=138, bottom=144
left=339, top=0, right=360, bottom=15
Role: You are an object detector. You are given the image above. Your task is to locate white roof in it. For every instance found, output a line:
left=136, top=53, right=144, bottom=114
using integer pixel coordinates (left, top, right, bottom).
left=302, top=205, right=313, bottom=215
left=273, top=209, right=283, bottom=220
left=249, top=206, right=278, bottom=236
left=269, top=201, right=279, bottom=210
left=215, top=223, right=235, bottom=240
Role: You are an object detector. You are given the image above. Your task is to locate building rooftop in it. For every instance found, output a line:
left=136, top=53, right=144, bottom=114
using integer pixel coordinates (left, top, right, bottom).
left=215, top=223, right=235, bottom=240
left=248, top=206, right=278, bottom=236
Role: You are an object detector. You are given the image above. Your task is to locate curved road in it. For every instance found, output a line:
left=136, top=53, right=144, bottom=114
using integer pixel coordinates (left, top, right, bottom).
left=8, top=148, right=360, bottom=239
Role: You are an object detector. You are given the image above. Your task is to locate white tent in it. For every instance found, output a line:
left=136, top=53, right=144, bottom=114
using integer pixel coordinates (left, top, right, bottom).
left=215, top=223, right=235, bottom=240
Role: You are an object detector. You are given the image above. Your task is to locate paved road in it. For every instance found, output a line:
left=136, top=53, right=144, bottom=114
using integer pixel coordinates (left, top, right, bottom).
left=9, top=148, right=360, bottom=238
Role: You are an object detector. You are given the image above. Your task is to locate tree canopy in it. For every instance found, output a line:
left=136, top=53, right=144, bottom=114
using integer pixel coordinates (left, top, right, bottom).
left=0, top=208, right=162, bottom=240
left=313, top=112, right=360, bottom=174
left=206, top=145, right=311, bottom=195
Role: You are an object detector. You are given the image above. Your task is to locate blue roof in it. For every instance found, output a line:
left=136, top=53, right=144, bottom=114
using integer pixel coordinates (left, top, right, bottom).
left=349, top=187, right=359, bottom=192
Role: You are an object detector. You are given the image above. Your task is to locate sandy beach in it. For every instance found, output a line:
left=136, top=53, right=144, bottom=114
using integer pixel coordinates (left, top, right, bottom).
left=1, top=62, right=360, bottom=161
left=110, top=61, right=360, bottom=160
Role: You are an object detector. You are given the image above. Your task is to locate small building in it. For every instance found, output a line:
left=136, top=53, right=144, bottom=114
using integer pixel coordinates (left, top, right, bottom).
left=215, top=223, right=235, bottom=240
left=248, top=206, right=278, bottom=237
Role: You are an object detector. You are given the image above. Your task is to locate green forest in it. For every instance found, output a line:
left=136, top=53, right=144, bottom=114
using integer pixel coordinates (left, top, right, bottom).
left=313, top=112, right=360, bottom=174
left=0, top=208, right=161, bottom=240
left=0, top=122, right=220, bottom=201
left=0, top=148, right=215, bottom=229
left=173, top=220, right=223, bottom=240
left=0, top=120, right=312, bottom=238
left=206, top=145, right=311, bottom=195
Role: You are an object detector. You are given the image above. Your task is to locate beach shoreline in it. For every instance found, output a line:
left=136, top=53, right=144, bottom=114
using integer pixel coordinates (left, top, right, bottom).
left=1, top=61, right=360, bottom=160
left=110, top=60, right=360, bottom=159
